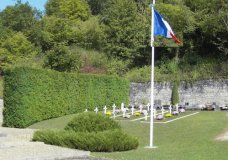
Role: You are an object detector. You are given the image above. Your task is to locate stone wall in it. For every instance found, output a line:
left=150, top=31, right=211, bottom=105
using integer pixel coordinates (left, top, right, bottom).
left=130, top=80, right=228, bottom=107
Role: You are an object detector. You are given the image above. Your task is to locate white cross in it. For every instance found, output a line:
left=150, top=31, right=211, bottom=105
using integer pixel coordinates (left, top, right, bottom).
left=122, top=108, right=126, bottom=117
left=103, top=105, right=107, bottom=114
left=121, top=102, right=124, bottom=112
left=169, top=105, right=172, bottom=114
left=176, top=104, right=179, bottom=112
left=147, top=103, right=150, bottom=111
left=131, top=105, right=135, bottom=115
left=153, top=108, right=157, bottom=118
left=139, top=105, right=143, bottom=113
left=161, top=107, right=165, bottom=116
left=94, top=107, right=99, bottom=114
left=144, top=111, right=148, bottom=120
left=112, top=104, right=116, bottom=114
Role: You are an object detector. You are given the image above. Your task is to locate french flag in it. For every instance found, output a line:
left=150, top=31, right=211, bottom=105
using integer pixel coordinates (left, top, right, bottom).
left=154, top=9, right=182, bottom=45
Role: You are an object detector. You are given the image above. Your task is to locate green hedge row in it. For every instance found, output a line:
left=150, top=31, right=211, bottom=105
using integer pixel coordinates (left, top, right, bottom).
left=33, top=129, right=139, bottom=152
left=3, top=67, right=129, bottom=128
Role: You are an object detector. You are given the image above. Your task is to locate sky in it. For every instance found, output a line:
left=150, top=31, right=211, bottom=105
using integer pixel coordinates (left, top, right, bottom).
left=0, top=0, right=47, bottom=11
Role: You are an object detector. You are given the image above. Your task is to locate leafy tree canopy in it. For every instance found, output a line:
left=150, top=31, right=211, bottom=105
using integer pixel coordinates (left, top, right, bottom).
left=0, top=32, right=37, bottom=71
left=0, top=1, right=40, bottom=32
left=45, top=0, right=91, bottom=21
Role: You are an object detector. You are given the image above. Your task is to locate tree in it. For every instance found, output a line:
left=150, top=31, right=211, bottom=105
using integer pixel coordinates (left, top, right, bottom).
left=102, top=0, right=146, bottom=63
left=40, top=16, right=74, bottom=51
left=0, top=1, right=43, bottom=50
left=45, top=0, right=91, bottom=21
left=183, top=0, right=228, bottom=56
left=171, top=81, right=179, bottom=105
left=71, top=16, right=106, bottom=50
left=0, top=32, right=37, bottom=71
left=44, top=44, right=81, bottom=72
left=153, top=2, right=196, bottom=62
left=86, top=0, right=113, bottom=15
left=0, top=1, right=41, bottom=32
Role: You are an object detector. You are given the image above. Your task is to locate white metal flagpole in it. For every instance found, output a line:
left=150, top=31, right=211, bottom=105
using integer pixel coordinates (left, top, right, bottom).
left=148, top=0, right=156, bottom=149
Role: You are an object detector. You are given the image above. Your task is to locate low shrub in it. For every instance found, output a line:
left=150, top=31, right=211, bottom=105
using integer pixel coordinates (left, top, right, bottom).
left=33, top=129, right=139, bottom=152
left=124, top=66, right=151, bottom=82
left=65, top=112, right=121, bottom=132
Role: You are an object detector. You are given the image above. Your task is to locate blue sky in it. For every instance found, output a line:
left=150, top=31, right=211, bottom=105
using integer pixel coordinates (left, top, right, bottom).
left=0, top=0, right=47, bottom=11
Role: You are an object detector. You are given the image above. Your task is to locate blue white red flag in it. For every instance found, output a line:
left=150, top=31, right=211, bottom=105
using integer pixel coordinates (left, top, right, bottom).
left=154, top=9, right=182, bottom=45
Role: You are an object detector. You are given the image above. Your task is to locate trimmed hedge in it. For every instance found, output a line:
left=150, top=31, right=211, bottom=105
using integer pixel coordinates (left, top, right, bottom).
left=171, top=81, right=179, bottom=105
left=33, top=129, right=139, bottom=152
left=65, top=112, right=121, bottom=132
left=3, top=67, right=129, bottom=128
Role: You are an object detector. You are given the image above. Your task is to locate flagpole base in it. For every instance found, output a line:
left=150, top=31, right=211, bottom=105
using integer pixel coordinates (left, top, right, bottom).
left=144, top=146, right=157, bottom=149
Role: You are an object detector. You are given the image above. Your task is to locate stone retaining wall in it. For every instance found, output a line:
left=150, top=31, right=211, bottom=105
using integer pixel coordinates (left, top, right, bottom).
left=130, top=80, right=228, bottom=107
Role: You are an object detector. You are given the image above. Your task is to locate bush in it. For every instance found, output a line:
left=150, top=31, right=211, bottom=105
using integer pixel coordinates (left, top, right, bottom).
left=3, top=67, right=129, bottom=128
left=106, top=58, right=130, bottom=76
left=65, top=112, right=120, bottom=132
left=124, top=66, right=151, bottom=82
left=171, top=81, right=179, bottom=105
left=0, top=32, right=37, bottom=72
left=33, top=129, right=139, bottom=152
left=71, top=17, right=106, bottom=50
left=44, top=44, right=81, bottom=72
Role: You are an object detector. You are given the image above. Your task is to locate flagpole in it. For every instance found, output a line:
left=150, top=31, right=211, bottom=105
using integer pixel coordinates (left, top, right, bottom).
left=149, top=0, right=156, bottom=148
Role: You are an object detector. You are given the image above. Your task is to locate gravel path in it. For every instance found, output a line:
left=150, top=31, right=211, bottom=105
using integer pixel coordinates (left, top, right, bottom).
left=0, top=99, right=94, bottom=160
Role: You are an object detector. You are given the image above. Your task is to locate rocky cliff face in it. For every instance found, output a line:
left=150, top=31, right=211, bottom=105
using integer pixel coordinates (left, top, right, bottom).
left=130, top=80, right=228, bottom=107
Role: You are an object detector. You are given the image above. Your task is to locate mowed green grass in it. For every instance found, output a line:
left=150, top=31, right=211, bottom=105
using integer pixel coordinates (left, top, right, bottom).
left=28, top=113, right=78, bottom=129
left=29, top=111, right=228, bottom=160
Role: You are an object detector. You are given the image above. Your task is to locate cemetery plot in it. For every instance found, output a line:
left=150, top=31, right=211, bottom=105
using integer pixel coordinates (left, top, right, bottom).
left=144, top=111, right=199, bottom=123
left=89, top=103, right=198, bottom=124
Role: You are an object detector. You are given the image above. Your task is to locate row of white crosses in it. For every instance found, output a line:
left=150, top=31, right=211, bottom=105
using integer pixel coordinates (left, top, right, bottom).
left=89, top=103, right=149, bottom=120
left=90, top=103, right=183, bottom=120
left=92, top=104, right=167, bottom=114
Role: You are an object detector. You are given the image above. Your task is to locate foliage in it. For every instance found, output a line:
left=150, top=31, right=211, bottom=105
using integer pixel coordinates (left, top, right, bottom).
left=65, top=112, right=121, bottom=132
left=33, top=111, right=138, bottom=152
left=0, top=32, right=37, bottom=72
left=102, top=0, right=146, bottom=62
left=44, top=44, right=81, bottom=72
left=70, top=16, right=106, bottom=50
left=45, top=0, right=91, bottom=21
left=40, top=16, right=73, bottom=51
left=0, top=0, right=226, bottom=84
left=171, top=81, right=179, bottom=105
left=125, top=66, right=151, bottom=82
left=74, top=47, right=129, bottom=76
left=125, top=57, right=228, bottom=82
left=106, top=58, right=130, bottom=76
left=183, top=0, right=228, bottom=56
left=86, top=0, right=113, bottom=15
left=154, top=2, right=196, bottom=47
left=33, top=129, right=138, bottom=152
left=3, top=67, right=129, bottom=128
left=0, top=1, right=41, bottom=32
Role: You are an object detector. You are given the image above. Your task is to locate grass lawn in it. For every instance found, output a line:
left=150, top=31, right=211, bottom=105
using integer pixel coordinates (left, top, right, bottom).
left=29, top=111, right=228, bottom=160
